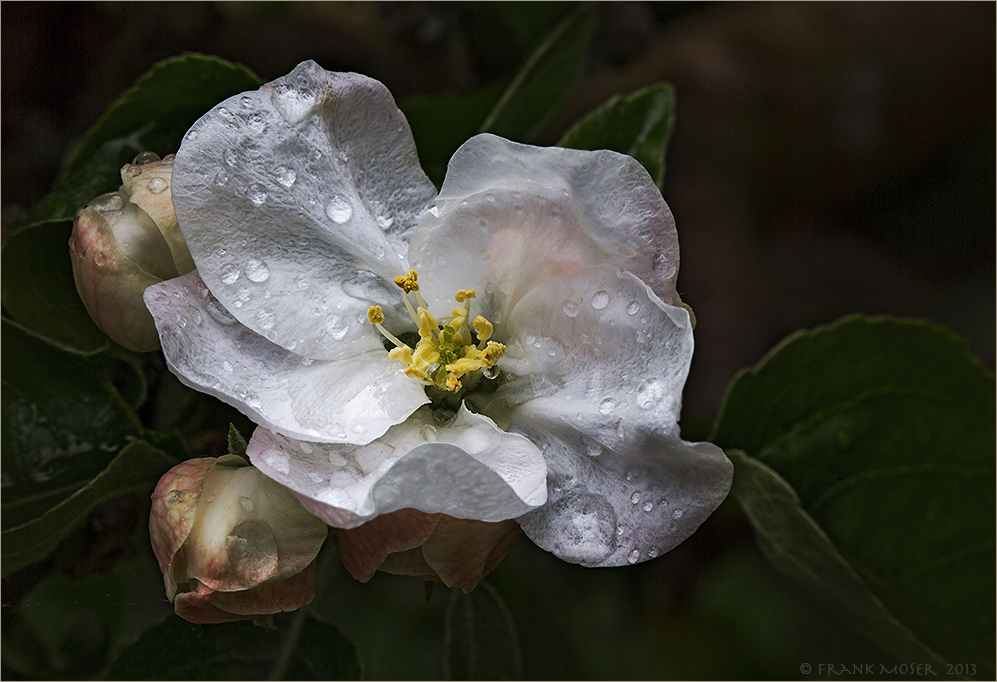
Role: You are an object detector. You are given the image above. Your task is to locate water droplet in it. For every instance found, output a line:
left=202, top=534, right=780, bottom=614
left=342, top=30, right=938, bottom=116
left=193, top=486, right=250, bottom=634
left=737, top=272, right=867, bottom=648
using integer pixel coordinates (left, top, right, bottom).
left=223, top=149, right=238, bottom=166
left=273, top=87, right=317, bottom=124
left=214, top=170, right=229, bottom=186
left=220, top=264, right=240, bottom=285
left=297, top=442, right=313, bottom=455
left=94, top=252, right=106, bottom=267
left=627, top=549, right=640, bottom=564
left=627, top=301, right=640, bottom=315
left=327, top=315, right=350, bottom=340
left=249, top=185, right=267, bottom=206
left=162, top=154, right=175, bottom=164
left=256, top=309, right=276, bottom=330
left=165, top=490, right=183, bottom=505
left=546, top=347, right=557, bottom=357
left=191, top=309, right=203, bottom=326
left=625, top=470, right=634, bottom=481
left=263, top=450, right=290, bottom=475
left=205, top=494, right=216, bottom=504
left=234, top=384, right=249, bottom=399
left=186, top=129, right=199, bottom=141
left=247, top=113, right=266, bottom=133
left=148, top=177, right=169, bottom=194
left=352, top=423, right=367, bottom=435
left=125, top=164, right=142, bottom=177
left=133, top=151, right=160, bottom=165
left=615, top=525, right=625, bottom=537
left=599, top=397, right=617, bottom=415
left=630, top=491, right=641, bottom=505
left=585, top=443, right=601, bottom=457
left=275, top=165, right=296, bottom=187
left=90, top=192, right=124, bottom=212
left=419, top=425, right=437, bottom=442
left=672, top=509, right=684, bottom=520
left=301, top=357, right=314, bottom=366
left=221, top=361, right=234, bottom=373
left=245, top=258, right=270, bottom=282
left=643, top=501, right=654, bottom=513
left=636, top=379, right=665, bottom=409
left=325, top=196, right=353, bottom=223
left=297, top=277, right=309, bottom=290
left=648, top=548, right=658, bottom=558
left=591, top=290, right=610, bottom=310
left=562, top=301, right=579, bottom=317
left=240, top=95, right=253, bottom=109
left=376, top=215, right=394, bottom=229
left=238, top=496, right=254, bottom=512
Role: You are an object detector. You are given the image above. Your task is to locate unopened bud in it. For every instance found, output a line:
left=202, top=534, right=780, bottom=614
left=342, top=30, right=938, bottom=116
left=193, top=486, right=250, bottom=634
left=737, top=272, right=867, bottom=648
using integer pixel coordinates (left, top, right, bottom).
left=69, top=152, right=194, bottom=352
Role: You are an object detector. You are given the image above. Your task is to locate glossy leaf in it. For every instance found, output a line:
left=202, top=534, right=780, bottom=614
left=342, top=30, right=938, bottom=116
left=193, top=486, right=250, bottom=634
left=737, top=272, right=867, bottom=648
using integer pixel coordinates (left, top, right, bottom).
left=1, top=222, right=110, bottom=356
left=480, top=4, right=597, bottom=142
left=713, top=316, right=995, bottom=675
left=26, top=54, right=260, bottom=229
left=2, top=440, right=176, bottom=577
left=558, top=83, right=677, bottom=187
left=444, top=581, right=523, bottom=680
left=102, top=614, right=361, bottom=680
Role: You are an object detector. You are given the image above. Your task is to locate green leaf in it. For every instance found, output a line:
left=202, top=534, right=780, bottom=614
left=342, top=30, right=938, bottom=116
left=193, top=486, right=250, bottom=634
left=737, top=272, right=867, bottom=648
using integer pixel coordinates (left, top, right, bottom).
left=444, top=581, right=523, bottom=680
left=1, top=440, right=175, bottom=577
left=102, top=615, right=361, bottom=680
left=480, top=4, right=597, bottom=142
left=26, top=54, right=260, bottom=229
left=1, top=319, right=143, bottom=526
left=558, top=83, right=677, bottom=186
left=1, top=222, right=110, bottom=356
left=227, top=423, right=248, bottom=458
left=713, top=316, right=995, bottom=675
left=401, top=78, right=510, bottom=187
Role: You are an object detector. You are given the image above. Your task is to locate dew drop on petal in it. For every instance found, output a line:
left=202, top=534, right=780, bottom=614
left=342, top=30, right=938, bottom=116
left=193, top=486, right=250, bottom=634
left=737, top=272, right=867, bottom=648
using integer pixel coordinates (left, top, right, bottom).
left=94, top=252, right=106, bottom=267
left=636, top=379, right=665, bottom=409
left=165, top=490, right=183, bottom=505
left=206, top=301, right=238, bottom=326
left=653, top=252, right=676, bottom=279
left=352, top=423, right=367, bottom=435
left=672, top=509, right=684, bottom=520
left=133, top=151, right=160, bottom=165
left=299, top=442, right=313, bottom=454
left=90, top=192, right=124, bottom=212
left=262, top=450, right=290, bottom=475
left=376, top=215, right=394, bottom=229
left=627, top=301, right=640, bottom=315
left=247, top=114, right=266, bottom=133
left=245, top=258, right=270, bottom=282
left=648, top=548, right=658, bottom=558
left=125, top=165, right=142, bottom=177
left=628, top=549, right=640, bottom=564
left=222, top=361, right=233, bottom=373
left=630, top=491, right=641, bottom=505
left=275, top=165, right=297, bottom=187
left=599, top=397, right=617, bottom=415
left=591, top=290, right=610, bottom=310
left=419, top=425, right=437, bottom=442
left=148, top=177, right=169, bottom=194
left=214, top=170, right=229, bottom=186
left=249, top=185, right=268, bottom=206
left=562, top=301, right=579, bottom=318
left=643, top=501, right=654, bottom=513
left=223, top=149, right=238, bottom=166
left=238, top=496, right=254, bottom=512
left=325, top=196, right=353, bottom=223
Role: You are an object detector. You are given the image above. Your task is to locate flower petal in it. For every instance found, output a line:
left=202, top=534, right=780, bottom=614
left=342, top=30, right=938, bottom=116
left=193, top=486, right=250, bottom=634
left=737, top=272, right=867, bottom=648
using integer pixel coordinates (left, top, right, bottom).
left=172, top=60, right=437, bottom=360
left=145, top=272, right=428, bottom=443
left=409, top=134, right=680, bottom=326
left=333, top=509, right=442, bottom=582
left=247, top=405, right=547, bottom=529
left=516, top=428, right=731, bottom=567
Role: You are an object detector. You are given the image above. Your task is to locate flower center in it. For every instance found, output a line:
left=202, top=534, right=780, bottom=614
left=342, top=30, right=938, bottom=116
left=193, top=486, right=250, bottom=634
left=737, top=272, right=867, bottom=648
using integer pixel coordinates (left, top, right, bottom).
left=367, top=270, right=505, bottom=393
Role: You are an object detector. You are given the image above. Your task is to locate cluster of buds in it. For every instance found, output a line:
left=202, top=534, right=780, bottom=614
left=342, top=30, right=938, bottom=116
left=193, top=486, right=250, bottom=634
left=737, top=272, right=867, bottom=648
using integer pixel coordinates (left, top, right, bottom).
left=69, top=152, right=194, bottom=351
left=149, top=455, right=328, bottom=624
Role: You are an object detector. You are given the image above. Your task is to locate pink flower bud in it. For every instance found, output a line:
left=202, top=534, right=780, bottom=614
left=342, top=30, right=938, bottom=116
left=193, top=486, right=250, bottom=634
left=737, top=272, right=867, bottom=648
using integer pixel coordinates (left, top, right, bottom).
left=69, top=152, right=194, bottom=352
left=333, top=509, right=521, bottom=593
left=149, top=455, right=328, bottom=624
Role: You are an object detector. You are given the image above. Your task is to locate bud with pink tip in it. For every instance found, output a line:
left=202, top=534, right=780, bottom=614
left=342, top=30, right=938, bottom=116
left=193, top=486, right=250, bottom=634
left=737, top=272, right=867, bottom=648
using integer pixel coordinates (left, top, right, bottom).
left=69, top=152, right=194, bottom=352
left=149, top=455, right=329, bottom=624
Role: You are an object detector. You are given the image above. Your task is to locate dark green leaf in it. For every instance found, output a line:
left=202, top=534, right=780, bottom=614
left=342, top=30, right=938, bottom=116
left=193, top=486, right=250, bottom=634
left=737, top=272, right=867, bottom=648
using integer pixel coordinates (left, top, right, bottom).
left=26, top=54, right=260, bottom=229
left=401, top=78, right=510, bottom=187
left=444, top=581, right=522, bottom=680
left=728, top=449, right=947, bottom=668
left=1, top=222, right=110, bottom=356
left=493, top=2, right=579, bottom=50
left=1, top=319, right=142, bottom=526
left=558, top=83, right=677, bottom=186
left=1, top=440, right=175, bottom=577
left=714, top=316, right=995, bottom=675
left=102, top=615, right=361, bottom=680
left=480, top=4, right=597, bottom=142
left=227, top=423, right=248, bottom=458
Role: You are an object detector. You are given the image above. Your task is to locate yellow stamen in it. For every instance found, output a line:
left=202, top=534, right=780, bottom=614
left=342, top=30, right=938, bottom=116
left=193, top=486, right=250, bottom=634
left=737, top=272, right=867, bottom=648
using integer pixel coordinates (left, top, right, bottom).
left=394, top=270, right=420, bottom=293
left=367, top=306, right=384, bottom=324
left=472, top=315, right=493, bottom=344
left=480, top=341, right=506, bottom=367
left=454, top=288, right=476, bottom=303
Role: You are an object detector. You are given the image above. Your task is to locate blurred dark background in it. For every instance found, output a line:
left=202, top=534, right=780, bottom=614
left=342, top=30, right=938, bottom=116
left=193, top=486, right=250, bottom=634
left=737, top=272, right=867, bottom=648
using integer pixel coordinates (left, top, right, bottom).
left=2, top=3, right=994, bottom=679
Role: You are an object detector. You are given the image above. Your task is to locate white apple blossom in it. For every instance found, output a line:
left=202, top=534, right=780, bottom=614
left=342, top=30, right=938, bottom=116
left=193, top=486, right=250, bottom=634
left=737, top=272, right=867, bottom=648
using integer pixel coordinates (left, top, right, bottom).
left=145, top=61, right=732, bottom=568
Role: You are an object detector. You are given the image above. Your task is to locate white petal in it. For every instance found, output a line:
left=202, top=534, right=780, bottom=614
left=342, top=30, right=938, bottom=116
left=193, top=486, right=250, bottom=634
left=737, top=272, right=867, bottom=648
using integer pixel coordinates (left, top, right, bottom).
left=247, top=405, right=547, bottom=529
left=516, top=427, right=731, bottom=567
left=488, top=265, right=692, bottom=441
left=145, top=272, right=428, bottom=444
left=409, top=134, right=679, bottom=326
left=172, top=61, right=437, bottom=360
